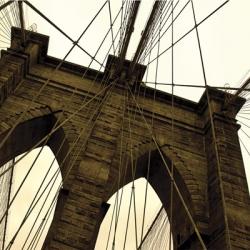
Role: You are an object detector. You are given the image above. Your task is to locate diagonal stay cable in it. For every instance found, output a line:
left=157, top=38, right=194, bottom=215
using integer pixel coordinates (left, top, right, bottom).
left=0, top=9, right=11, bottom=37
left=118, top=0, right=125, bottom=55
left=13, top=0, right=20, bottom=27
left=128, top=104, right=139, bottom=249
left=19, top=74, right=121, bottom=239
left=130, top=50, right=157, bottom=248
left=82, top=0, right=126, bottom=72
left=126, top=67, right=153, bottom=249
left=131, top=0, right=165, bottom=68
left=0, top=83, right=109, bottom=180
left=239, top=127, right=250, bottom=140
left=105, top=193, right=118, bottom=250
left=169, top=2, right=174, bottom=249
left=1, top=56, right=119, bottom=236
left=0, top=39, right=10, bottom=44
left=6, top=78, right=118, bottom=250
left=0, top=1, right=12, bottom=13
left=140, top=0, right=182, bottom=63
left=9, top=173, right=62, bottom=250
left=124, top=70, right=149, bottom=248
left=239, top=136, right=250, bottom=157
left=0, top=0, right=127, bottom=180
left=0, top=1, right=13, bottom=36
left=108, top=0, right=116, bottom=55
left=1, top=0, right=13, bottom=27
left=0, top=0, right=12, bottom=33
left=238, top=111, right=250, bottom=115
left=138, top=1, right=164, bottom=244
left=110, top=81, right=128, bottom=249
left=147, top=0, right=229, bottom=66
left=0, top=145, right=46, bottom=225
left=6, top=31, right=123, bottom=244
left=109, top=153, right=130, bottom=250
left=20, top=137, right=69, bottom=249
left=138, top=206, right=163, bottom=249
left=0, top=6, right=12, bottom=36
left=140, top=0, right=178, bottom=63
left=122, top=178, right=133, bottom=250
left=18, top=153, right=68, bottom=249
left=118, top=0, right=132, bottom=56
left=122, top=88, right=134, bottom=250
left=3, top=0, right=124, bottom=248
left=5, top=167, right=61, bottom=250
left=0, top=58, right=118, bottom=221
left=0, top=37, right=115, bottom=180
left=121, top=62, right=152, bottom=249
left=126, top=83, right=207, bottom=249
left=0, top=21, right=125, bottom=227
left=139, top=0, right=173, bottom=64
left=0, top=30, right=10, bottom=41
left=28, top=79, right=120, bottom=247
left=30, top=187, right=59, bottom=250
left=0, top=25, right=10, bottom=40
left=10, top=1, right=18, bottom=27
left=1, top=158, right=14, bottom=250
left=24, top=0, right=105, bottom=67
left=24, top=167, right=62, bottom=250
left=0, top=66, right=111, bottom=226
left=190, top=0, right=231, bottom=248
left=0, top=0, right=108, bottom=152
left=144, top=81, right=224, bottom=89
left=237, top=119, right=250, bottom=129
left=139, top=5, right=162, bottom=247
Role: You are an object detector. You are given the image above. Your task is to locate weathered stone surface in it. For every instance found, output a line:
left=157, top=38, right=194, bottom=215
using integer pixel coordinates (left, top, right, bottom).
left=0, top=27, right=249, bottom=249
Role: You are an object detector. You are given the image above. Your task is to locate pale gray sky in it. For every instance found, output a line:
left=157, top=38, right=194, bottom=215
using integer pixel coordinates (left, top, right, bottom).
left=1, top=0, right=250, bottom=249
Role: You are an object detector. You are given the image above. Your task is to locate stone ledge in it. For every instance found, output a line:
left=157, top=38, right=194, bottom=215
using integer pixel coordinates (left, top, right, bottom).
left=9, top=27, right=245, bottom=117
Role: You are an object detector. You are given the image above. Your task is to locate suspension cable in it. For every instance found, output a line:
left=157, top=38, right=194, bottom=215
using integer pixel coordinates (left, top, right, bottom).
left=5, top=22, right=125, bottom=245
left=139, top=17, right=156, bottom=246
left=126, top=83, right=207, bottom=249
left=191, top=0, right=231, bottom=248
left=0, top=0, right=127, bottom=181
left=169, top=1, right=174, bottom=249
left=1, top=4, right=127, bottom=246
left=108, top=0, right=115, bottom=55
left=24, top=0, right=105, bottom=67
left=147, top=0, right=229, bottom=66
left=1, top=158, right=14, bottom=250
left=0, top=0, right=110, bottom=153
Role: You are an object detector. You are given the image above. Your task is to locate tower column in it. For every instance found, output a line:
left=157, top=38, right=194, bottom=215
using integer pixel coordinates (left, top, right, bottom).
left=205, top=113, right=250, bottom=249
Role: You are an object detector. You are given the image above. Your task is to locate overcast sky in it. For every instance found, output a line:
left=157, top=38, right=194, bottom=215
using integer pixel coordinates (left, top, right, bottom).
left=1, top=0, right=250, bottom=249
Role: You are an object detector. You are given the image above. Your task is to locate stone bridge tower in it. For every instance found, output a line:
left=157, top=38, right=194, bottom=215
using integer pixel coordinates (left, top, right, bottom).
left=0, top=28, right=250, bottom=249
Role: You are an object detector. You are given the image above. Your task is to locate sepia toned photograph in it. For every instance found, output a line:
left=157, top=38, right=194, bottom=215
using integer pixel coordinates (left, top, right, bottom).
left=0, top=0, right=249, bottom=249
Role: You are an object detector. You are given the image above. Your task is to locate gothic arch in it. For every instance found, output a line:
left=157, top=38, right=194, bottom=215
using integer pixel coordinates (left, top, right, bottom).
left=106, top=145, right=206, bottom=249
left=0, top=107, right=70, bottom=173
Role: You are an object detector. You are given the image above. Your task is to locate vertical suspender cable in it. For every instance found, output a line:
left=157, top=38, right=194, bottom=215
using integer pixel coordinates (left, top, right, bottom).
left=169, top=1, right=174, bottom=249
left=191, top=1, right=231, bottom=249
left=2, top=158, right=14, bottom=250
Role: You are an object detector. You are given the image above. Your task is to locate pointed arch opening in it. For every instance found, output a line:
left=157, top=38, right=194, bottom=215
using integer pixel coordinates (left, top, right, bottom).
left=0, top=146, right=62, bottom=249
left=0, top=111, right=72, bottom=249
left=95, top=148, right=200, bottom=249
left=95, top=177, right=172, bottom=250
